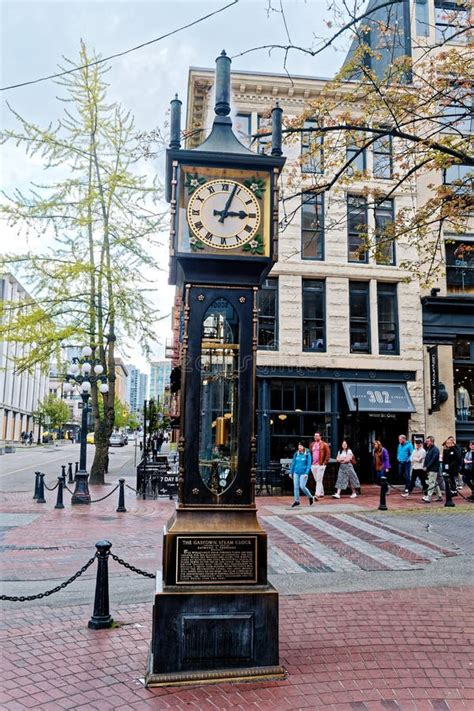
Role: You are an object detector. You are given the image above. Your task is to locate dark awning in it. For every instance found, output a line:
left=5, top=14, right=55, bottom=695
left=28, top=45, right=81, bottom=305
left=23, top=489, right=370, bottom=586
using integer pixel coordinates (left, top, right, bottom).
left=343, top=382, right=415, bottom=413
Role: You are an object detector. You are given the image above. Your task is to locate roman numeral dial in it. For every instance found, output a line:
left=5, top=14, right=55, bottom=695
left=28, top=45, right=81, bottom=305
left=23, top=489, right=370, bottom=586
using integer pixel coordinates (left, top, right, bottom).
left=187, top=179, right=261, bottom=250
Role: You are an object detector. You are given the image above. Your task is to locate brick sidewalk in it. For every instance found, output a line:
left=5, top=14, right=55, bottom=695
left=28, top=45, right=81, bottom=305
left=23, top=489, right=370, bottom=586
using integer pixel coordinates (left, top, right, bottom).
left=1, top=586, right=472, bottom=710
left=1, top=485, right=473, bottom=709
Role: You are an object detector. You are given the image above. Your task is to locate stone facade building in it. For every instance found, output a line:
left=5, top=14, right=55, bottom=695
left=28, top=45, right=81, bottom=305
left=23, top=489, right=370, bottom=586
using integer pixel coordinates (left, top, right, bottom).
left=183, top=67, right=427, bottom=479
left=0, top=274, right=49, bottom=442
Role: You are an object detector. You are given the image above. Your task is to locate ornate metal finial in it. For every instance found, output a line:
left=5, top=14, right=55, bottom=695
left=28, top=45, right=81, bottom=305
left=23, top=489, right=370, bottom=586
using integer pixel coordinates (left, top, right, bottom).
left=169, top=94, right=182, bottom=149
left=214, top=49, right=231, bottom=117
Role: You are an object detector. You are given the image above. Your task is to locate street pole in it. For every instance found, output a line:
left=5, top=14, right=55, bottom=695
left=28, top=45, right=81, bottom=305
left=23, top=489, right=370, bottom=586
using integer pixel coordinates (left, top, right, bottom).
left=36, top=414, right=42, bottom=446
left=71, top=392, right=91, bottom=505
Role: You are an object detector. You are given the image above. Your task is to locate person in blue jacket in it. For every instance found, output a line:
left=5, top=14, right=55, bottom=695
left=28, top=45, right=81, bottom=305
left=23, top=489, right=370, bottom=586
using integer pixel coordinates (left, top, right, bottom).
left=397, top=434, right=414, bottom=492
left=289, top=442, right=315, bottom=508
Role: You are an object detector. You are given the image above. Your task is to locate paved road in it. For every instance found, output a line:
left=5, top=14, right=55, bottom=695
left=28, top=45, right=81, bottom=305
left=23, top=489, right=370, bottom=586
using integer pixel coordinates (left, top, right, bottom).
left=0, top=442, right=138, bottom=492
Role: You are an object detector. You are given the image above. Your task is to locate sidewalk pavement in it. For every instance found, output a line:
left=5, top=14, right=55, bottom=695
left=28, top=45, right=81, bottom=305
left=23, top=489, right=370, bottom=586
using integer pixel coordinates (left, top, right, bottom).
left=1, top=482, right=473, bottom=710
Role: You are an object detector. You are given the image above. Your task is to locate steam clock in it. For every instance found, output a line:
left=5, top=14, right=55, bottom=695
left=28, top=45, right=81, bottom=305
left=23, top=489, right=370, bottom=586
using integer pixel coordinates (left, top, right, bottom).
left=146, top=51, right=286, bottom=686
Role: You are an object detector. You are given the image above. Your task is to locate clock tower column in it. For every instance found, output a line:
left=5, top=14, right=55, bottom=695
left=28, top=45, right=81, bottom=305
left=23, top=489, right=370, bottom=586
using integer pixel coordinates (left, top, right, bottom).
left=145, top=51, right=286, bottom=687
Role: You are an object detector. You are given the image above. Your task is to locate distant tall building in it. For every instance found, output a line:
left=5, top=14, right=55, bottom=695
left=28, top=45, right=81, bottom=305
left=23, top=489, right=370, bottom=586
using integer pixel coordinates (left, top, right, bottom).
left=139, top=373, right=148, bottom=407
left=149, top=361, right=171, bottom=404
left=126, top=365, right=146, bottom=412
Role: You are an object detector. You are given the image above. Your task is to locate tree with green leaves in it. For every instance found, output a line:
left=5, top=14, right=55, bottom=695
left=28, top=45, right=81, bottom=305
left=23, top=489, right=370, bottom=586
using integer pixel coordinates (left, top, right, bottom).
left=34, top=394, right=71, bottom=432
left=1, top=42, right=164, bottom=484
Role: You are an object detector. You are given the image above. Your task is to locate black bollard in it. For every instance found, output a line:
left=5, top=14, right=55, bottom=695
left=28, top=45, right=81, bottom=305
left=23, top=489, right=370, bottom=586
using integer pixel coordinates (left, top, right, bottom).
left=116, top=478, right=127, bottom=513
left=67, top=462, right=74, bottom=484
left=33, top=471, right=40, bottom=500
left=36, top=473, right=46, bottom=504
left=61, top=465, right=66, bottom=486
left=378, top=476, right=388, bottom=511
left=444, top=474, right=455, bottom=508
left=55, top=477, right=65, bottom=509
left=88, top=541, right=114, bottom=630
left=75, top=462, right=79, bottom=477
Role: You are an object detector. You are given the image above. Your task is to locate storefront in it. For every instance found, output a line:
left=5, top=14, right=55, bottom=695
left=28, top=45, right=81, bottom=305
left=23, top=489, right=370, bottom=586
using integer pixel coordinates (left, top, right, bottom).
left=256, top=367, right=417, bottom=483
left=422, top=296, right=474, bottom=447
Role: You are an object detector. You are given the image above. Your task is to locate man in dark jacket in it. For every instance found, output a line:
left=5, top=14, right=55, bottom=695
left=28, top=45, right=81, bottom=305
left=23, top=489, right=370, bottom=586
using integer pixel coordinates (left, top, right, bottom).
left=422, top=436, right=441, bottom=503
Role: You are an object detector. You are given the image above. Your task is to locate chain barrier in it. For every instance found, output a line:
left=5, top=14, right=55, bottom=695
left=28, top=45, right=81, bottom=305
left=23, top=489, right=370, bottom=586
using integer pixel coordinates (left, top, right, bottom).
left=1, top=554, right=97, bottom=602
left=89, top=483, right=120, bottom=504
left=125, top=483, right=137, bottom=493
left=43, top=480, right=60, bottom=492
left=110, top=552, right=156, bottom=579
left=64, top=483, right=75, bottom=495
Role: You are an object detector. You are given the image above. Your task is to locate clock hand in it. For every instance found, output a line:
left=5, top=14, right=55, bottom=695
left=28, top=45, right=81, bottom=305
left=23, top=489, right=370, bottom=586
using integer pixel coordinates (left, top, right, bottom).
left=218, top=183, right=238, bottom=223
left=213, top=209, right=248, bottom=219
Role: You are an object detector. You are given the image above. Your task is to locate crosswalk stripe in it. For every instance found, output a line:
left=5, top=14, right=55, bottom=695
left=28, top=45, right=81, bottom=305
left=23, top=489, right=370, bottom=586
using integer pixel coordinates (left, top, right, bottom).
left=299, top=515, right=414, bottom=570
left=334, top=514, right=448, bottom=561
left=268, top=546, right=306, bottom=574
left=265, top=516, right=360, bottom=572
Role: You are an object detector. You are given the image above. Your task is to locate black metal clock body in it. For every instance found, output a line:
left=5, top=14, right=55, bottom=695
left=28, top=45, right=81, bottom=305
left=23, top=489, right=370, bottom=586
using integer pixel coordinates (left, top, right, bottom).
left=181, top=285, right=255, bottom=506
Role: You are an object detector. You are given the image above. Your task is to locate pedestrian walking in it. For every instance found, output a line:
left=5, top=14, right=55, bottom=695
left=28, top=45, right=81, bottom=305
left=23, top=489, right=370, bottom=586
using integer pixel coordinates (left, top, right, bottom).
left=20, top=431, right=26, bottom=445
left=397, top=434, right=414, bottom=492
left=442, top=436, right=463, bottom=496
left=402, top=439, right=427, bottom=497
left=372, top=440, right=390, bottom=483
left=421, top=436, right=442, bottom=503
left=309, top=432, right=330, bottom=498
left=462, top=440, right=474, bottom=502
left=333, top=440, right=360, bottom=499
left=156, top=431, right=164, bottom=454
left=289, top=442, right=314, bottom=508
left=28, top=431, right=34, bottom=446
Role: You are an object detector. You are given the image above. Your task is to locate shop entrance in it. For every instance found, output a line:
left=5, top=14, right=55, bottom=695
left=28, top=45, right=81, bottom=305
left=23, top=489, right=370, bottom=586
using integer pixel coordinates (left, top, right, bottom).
left=341, top=413, right=410, bottom=483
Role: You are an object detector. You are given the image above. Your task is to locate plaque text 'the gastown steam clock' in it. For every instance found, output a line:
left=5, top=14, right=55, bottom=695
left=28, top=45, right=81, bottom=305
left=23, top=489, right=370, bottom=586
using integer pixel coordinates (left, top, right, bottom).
left=145, top=50, right=286, bottom=686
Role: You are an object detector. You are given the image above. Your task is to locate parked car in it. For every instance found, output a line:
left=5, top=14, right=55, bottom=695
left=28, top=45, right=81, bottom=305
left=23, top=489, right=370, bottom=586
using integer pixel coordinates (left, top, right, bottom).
left=110, top=432, right=125, bottom=447
left=127, top=433, right=136, bottom=442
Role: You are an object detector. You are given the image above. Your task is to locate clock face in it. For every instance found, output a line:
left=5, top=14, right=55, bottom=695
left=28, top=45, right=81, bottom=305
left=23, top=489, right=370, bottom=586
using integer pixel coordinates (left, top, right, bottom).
left=187, top=179, right=261, bottom=250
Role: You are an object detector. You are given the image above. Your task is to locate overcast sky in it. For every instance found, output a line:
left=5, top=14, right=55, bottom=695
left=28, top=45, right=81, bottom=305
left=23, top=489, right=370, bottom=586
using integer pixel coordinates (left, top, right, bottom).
left=1, top=0, right=349, bottom=372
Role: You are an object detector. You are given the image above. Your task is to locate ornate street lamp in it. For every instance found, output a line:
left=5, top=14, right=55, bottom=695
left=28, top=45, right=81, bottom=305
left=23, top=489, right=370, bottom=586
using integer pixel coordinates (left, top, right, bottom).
left=62, top=346, right=109, bottom=504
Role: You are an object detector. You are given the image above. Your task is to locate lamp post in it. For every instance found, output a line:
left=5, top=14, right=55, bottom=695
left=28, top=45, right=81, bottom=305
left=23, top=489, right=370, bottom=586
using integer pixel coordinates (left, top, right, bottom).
left=62, top=346, right=109, bottom=505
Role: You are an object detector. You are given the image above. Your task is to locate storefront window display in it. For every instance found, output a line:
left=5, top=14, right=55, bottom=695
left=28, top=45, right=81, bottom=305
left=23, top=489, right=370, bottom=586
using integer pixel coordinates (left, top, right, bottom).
left=454, top=338, right=473, bottom=422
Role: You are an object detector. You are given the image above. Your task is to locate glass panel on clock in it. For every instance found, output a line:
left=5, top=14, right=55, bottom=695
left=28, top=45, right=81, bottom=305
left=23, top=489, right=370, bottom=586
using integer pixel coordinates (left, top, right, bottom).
left=199, top=298, right=240, bottom=495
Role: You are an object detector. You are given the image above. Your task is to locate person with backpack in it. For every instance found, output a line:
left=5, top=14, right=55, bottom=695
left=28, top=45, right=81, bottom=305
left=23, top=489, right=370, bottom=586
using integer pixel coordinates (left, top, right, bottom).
left=289, top=442, right=314, bottom=508
left=442, top=436, right=463, bottom=496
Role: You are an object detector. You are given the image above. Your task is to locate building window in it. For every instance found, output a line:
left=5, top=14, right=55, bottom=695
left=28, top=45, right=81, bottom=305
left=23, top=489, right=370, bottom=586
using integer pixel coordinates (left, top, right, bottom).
left=346, top=132, right=367, bottom=175
left=445, top=239, right=474, bottom=294
left=347, top=195, right=368, bottom=263
left=374, top=199, right=395, bottom=265
left=377, top=283, right=399, bottom=355
left=257, top=114, right=272, bottom=154
left=373, top=131, right=393, bottom=179
left=235, top=113, right=251, bottom=146
left=301, top=120, right=324, bottom=173
left=302, top=193, right=324, bottom=260
left=453, top=338, right=474, bottom=422
left=415, top=0, right=429, bottom=36
left=302, top=279, right=325, bottom=352
left=435, top=0, right=470, bottom=44
left=257, top=278, right=278, bottom=350
left=440, top=90, right=473, bottom=134
left=443, top=163, right=473, bottom=194
left=349, top=281, right=371, bottom=353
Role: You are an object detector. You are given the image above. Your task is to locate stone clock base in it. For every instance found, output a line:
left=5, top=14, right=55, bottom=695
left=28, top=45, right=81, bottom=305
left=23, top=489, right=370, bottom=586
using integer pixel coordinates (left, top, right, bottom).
left=145, top=578, right=284, bottom=687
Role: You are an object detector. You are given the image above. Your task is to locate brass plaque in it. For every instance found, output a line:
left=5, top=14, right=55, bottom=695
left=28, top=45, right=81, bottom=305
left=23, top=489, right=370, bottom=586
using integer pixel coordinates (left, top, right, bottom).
left=176, top=536, right=257, bottom=585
